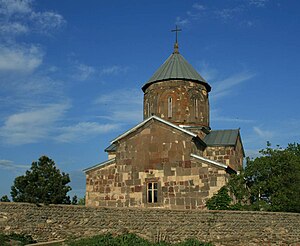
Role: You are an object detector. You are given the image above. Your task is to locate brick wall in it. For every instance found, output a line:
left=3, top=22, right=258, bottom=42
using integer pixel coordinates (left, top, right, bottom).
left=1, top=202, right=300, bottom=245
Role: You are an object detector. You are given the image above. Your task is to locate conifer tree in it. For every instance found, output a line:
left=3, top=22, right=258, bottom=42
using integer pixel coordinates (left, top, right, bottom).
left=11, top=156, right=71, bottom=204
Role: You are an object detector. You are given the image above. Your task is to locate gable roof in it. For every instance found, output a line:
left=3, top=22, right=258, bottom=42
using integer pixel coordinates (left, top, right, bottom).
left=111, top=115, right=205, bottom=145
left=142, top=51, right=211, bottom=92
left=83, top=158, right=116, bottom=173
left=204, top=129, right=240, bottom=146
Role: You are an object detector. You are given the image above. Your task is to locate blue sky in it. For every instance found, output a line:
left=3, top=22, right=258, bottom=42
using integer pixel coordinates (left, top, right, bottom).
left=0, top=0, right=299, bottom=199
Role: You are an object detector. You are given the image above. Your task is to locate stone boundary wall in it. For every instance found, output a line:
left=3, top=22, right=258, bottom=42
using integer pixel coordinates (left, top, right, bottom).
left=0, top=202, right=300, bottom=245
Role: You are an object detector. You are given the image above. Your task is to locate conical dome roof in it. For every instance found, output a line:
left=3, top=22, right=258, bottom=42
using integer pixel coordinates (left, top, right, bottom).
left=142, top=48, right=211, bottom=92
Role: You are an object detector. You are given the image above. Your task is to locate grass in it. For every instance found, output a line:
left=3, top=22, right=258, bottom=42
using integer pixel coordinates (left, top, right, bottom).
left=65, top=233, right=213, bottom=246
left=0, top=232, right=213, bottom=246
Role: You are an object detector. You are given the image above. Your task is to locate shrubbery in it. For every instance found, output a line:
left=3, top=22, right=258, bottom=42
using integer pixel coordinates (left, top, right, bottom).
left=0, top=233, right=36, bottom=245
left=0, top=232, right=213, bottom=246
left=66, top=233, right=213, bottom=246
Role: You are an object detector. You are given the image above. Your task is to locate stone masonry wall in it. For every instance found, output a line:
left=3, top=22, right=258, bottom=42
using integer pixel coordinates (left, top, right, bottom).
left=86, top=119, right=227, bottom=209
left=86, top=160, right=228, bottom=209
left=144, top=80, right=209, bottom=127
left=204, top=136, right=244, bottom=171
left=1, top=202, right=300, bottom=246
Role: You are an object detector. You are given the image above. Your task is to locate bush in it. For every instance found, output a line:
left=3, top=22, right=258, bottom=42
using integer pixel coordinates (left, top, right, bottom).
left=0, top=233, right=36, bottom=245
left=206, top=187, right=232, bottom=210
left=66, top=233, right=213, bottom=246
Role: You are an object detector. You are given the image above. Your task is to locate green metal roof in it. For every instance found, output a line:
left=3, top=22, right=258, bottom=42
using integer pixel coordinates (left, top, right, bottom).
left=105, top=143, right=116, bottom=152
left=142, top=51, right=211, bottom=92
left=204, top=129, right=240, bottom=146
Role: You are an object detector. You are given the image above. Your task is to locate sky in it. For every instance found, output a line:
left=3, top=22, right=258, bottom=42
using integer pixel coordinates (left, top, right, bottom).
left=0, top=0, right=299, bottom=200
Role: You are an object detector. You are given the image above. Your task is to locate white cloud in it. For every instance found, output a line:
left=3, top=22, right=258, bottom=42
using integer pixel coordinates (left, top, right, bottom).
left=73, top=63, right=96, bottom=81
left=176, top=1, right=269, bottom=28
left=100, top=65, right=129, bottom=76
left=71, top=64, right=128, bottom=81
left=0, top=102, right=70, bottom=145
left=98, top=111, right=142, bottom=123
left=253, top=126, right=274, bottom=139
left=95, top=89, right=142, bottom=105
left=198, top=62, right=218, bottom=81
left=185, top=3, right=207, bottom=20
left=19, top=75, right=63, bottom=95
left=72, top=62, right=129, bottom=81
left=192, top=3, right=205, bottom=11
left=249, top=0, right=269, bottom=8
left=56, top=122, right=120, bottom=143
left=0, top=0, right=65, bottom=38
left=0, top=44, right=43, bottom=73
left=0, top=74, right=65, bottom=114
left=214, top=7, right=243, bottom=20
left=211, top=71, right=255, bottom=100
left=242, top=118, right=300, bottom=156
left=240, top=20, right=255, bottom=27
left=175, top=17, right=189, bottom=26
left=30, top=11, right=66, bottom=33
left=0, top=22, right=28, bottom=35
left=0, top=159, right=29, bottom=170
left=0, top=0, right=32, bottom=15
left=95, top=89, right=143, bottom=123
left=110, top=111, right=142, bottom=123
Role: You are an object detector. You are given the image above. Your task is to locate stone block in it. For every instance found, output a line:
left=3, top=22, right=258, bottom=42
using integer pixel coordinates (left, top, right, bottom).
left=168, top=187, right=174, bottom=192
left=176, top=198, right=184, bottom=206
left=134, top=185, right=142, bottom=192
left=125, top=180, right=133, bottom=186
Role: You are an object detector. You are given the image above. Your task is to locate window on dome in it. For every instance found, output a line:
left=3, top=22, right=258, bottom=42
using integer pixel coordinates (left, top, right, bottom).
left=168, top=97, right=172, bottom=118
left=147, top=102, right=150, bottom=117
left=194, top=99, right=199, bottom=118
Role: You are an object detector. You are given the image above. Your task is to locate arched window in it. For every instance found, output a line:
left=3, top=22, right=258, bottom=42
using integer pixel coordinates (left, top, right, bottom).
left=167, top=97, right=172, bottom=118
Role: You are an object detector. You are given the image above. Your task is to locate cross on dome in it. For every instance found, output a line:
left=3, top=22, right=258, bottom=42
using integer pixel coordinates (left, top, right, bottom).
left=171, top=25, right=182, bottom=54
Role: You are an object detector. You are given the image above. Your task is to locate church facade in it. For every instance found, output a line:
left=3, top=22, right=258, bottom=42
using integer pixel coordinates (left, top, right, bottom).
left=84, top=41, right=244, bottom=209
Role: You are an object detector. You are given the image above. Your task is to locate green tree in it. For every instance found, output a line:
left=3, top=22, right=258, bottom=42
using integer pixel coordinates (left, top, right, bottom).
left=245, top=143, right=300, bottom=212
left=11, top=156, right=72, bottom=204
left=78, top=196, right=86, bottom=205
left=207, top=143, right=300, bottom=212
left=206, top=187, right=232, bottom=210
left=0, top=195, right=10, bottom=202
left=226, top=170, right=251, bottom=208
left=72, top=195, right=78, bottom=205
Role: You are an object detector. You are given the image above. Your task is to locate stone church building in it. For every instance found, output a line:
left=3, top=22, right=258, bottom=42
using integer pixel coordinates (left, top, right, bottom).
left=84, top=39, right=244, bottom=209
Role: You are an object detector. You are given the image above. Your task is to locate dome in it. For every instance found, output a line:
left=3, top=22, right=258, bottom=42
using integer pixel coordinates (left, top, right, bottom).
left=142, top=49, right=211, bottom=92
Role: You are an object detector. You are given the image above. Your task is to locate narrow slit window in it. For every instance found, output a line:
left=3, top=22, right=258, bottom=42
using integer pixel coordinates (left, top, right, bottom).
left=147, top=102, right=150, bottom=117
left=147, top=182, right=158, bottom=203
left=168, top=97, right=172, bottom=118
left=195, top=99, right=199, bottom=118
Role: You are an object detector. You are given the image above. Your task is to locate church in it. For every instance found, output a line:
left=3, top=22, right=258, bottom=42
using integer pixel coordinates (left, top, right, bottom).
left=83, top=32, right=244, bottom=209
